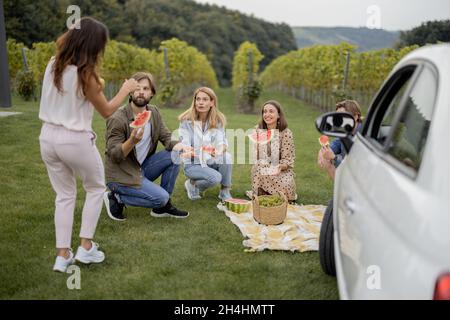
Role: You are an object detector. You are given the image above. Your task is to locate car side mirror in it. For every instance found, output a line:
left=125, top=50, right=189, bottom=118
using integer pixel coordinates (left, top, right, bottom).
left=315, top=112, right=356, bottom=153
left=315, top=112, right=356, bottom=138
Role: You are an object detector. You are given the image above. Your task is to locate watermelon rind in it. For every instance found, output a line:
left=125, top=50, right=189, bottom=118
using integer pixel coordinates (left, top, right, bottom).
left=224, top=198, right=251, bottom=213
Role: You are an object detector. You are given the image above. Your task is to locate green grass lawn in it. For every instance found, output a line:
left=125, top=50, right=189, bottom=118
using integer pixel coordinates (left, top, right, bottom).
left=0, top=88, right=337, bottom=299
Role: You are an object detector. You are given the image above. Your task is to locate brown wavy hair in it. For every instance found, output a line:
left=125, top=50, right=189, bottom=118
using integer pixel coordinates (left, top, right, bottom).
left=128, top=71, right=157, bottom=103
left=258, top=100, right=288, bottom=131
left=52, top=17, right=109, bottom=95
left=335, top=100, right=362, bottom=123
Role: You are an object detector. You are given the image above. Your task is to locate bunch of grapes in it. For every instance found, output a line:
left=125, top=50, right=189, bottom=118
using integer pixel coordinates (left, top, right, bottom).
left=258, top=195, right=284, bottom=207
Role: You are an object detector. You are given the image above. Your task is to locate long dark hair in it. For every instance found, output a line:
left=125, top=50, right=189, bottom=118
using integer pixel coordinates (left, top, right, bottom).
left=258, top=100, right=288, bottom=131
left=52, top=17, right=109, bottom=95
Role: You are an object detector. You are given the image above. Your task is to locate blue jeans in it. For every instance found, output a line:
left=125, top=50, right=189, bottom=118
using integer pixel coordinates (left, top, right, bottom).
left=107, top=150, right=180, bottom=209
left=184, top=152, right=232, bottom=191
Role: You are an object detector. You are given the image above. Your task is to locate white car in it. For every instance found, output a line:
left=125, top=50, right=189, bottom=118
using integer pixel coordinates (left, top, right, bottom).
left=316, top=44, right=450, bottom=300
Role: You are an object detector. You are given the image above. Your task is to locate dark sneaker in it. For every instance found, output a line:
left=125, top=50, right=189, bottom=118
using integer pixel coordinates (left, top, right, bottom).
left=103, top=191, right=126, bottom=221
left=151, top=199, right=189, bottom=219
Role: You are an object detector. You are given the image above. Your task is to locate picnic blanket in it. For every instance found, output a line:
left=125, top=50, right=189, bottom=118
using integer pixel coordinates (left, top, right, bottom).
left=217, top=202, right=326, bottom=252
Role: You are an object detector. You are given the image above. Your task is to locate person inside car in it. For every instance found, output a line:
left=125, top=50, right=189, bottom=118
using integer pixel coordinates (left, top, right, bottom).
left=317, top=100, right=362, bottom=180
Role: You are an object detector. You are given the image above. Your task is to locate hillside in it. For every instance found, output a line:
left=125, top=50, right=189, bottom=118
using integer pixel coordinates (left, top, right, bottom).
left=4, top=0, right=297, bottom=86
left=292, top=26, right=400, bottom=51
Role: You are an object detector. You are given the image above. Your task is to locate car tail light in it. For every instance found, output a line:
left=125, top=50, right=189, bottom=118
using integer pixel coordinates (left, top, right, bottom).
left=434, top=273, right=450, bottom=300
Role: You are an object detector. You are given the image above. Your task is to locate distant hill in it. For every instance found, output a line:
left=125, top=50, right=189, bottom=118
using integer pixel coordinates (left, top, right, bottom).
left=292, top=27, right=400, bottom=51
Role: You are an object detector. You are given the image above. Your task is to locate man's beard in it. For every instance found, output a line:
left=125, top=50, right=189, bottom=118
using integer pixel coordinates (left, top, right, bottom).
left=132, top=95, right=151, bottom=107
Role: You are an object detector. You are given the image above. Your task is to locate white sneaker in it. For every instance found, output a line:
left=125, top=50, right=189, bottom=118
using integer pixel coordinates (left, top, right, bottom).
left=74, top=242, right=105, bottom=264
left=184, top=180, right=201, bottom=200
left=53, top=250, right=75, bottom=273
left=218, top=188, right=232, bottom=201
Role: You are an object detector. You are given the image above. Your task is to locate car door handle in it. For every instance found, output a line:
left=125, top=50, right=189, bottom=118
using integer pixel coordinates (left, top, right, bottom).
left=343, top=198, right=357, bottom=215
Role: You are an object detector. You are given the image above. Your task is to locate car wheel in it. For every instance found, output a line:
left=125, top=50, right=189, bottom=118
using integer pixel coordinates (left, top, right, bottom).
left=319, top=199, right=336, bottom=276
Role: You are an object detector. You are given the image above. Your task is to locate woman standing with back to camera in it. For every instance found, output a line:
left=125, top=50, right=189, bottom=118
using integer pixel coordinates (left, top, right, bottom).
left=39, top=17, right=138, bottom=272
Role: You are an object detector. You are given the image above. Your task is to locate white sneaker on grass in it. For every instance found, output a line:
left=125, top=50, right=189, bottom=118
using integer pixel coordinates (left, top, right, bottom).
left=218, top=188, right=232, bottom=201
left=184, top=179, right=201, bottom=200
left=74, top=242, right=105, bottom=264
left=53, top=250, right=75, bottom=273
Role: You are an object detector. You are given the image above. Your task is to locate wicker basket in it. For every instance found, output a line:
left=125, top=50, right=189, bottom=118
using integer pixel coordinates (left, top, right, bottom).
left=252, top=192, right=287, bottom=225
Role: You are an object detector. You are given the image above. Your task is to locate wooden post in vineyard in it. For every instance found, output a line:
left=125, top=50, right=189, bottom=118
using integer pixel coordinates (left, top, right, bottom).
left=21, top=47, right=29, bottom=71
left=248, top=49, right=254, bottom=86
left=342, top=51, right=350, bottom=94
left=163, top=47, right=170, bottom=79
left=0, top=0, right=11, bottom=108
left=244, top=50, right=254, bottom=113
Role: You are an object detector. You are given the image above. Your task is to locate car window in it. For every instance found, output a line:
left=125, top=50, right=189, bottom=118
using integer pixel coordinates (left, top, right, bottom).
left=366, top=66, right=416, bottom=146
left=386, top=66, right=437, bottom=171
left=377, top=79, right=411, bottom=144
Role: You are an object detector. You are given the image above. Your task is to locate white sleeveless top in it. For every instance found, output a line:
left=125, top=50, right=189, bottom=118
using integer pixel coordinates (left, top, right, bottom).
left=39, top=58, right=94, bottom=132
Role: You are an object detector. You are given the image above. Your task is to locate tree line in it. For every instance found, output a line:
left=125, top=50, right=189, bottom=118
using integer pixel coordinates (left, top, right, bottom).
left=4, top=0, right=297, bottom=86
left=396, top=20, right=450, bottom=48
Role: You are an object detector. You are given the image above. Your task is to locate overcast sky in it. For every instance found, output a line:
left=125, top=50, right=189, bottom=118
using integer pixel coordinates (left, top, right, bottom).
left=194, top=0, right=450, bottom=31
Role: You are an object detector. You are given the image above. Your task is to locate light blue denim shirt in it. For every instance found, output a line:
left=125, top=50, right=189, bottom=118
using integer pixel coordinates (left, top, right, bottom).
left=178, top=120, right=228, bottom=166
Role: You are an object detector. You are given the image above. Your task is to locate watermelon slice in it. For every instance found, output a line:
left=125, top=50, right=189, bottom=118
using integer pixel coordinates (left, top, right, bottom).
left=224, top=198, right=251, bottom=214
left=201, top=145, right=216, bottom=155
left=319, top=135, right=329, bottom=147
left=248, top=129, right=273, bottom=145
left=130, top=110, right=151, bottom=129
